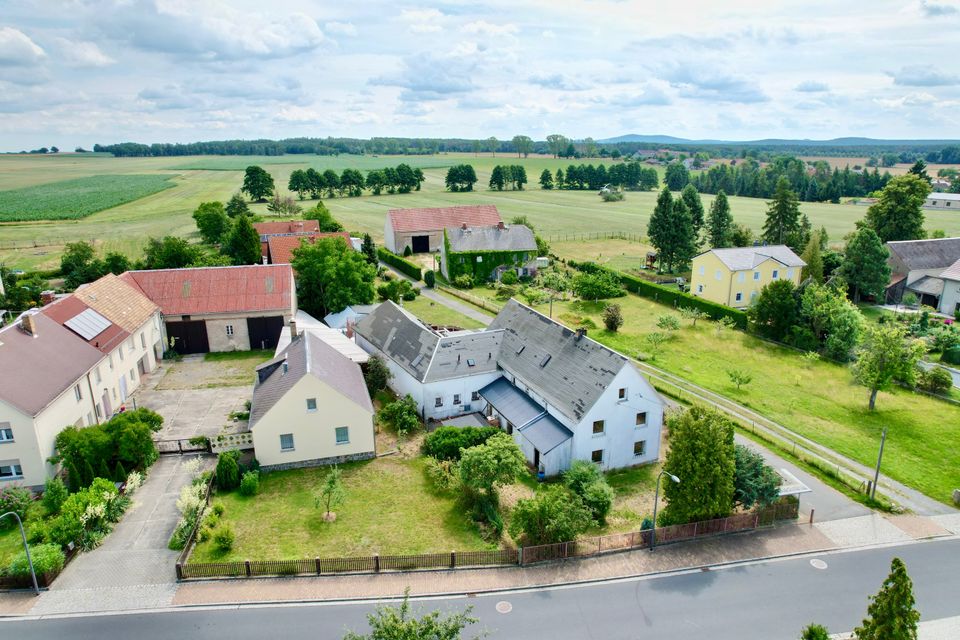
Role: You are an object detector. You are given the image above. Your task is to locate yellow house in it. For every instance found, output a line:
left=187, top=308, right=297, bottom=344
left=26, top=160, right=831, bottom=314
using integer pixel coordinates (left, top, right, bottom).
left=690, top=245, right=806, bottom=309
left=250, top=332, right=376, bottom=471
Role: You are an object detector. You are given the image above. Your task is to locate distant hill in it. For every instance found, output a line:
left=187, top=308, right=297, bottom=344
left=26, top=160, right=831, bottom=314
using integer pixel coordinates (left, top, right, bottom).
left=598, top=134, right=960, bottom=147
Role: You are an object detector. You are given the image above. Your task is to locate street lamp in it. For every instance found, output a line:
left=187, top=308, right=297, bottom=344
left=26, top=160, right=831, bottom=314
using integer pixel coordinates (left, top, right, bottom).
left=650, top=470, right=680, bottom=551
left=0, top=511, right=39, bottom=595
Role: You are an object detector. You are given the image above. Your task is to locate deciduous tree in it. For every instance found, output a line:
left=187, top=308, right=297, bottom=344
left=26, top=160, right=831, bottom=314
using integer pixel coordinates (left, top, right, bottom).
left=343, top=593, right=479, bottom=640
left=748, top=280, right=799, bottom=342
left=316, top=466, right=345, bottom=521
left=840, top=227, right=891, bottom=302
left=508, top=485, right=593, bottom=545
left=852, top=324, right=926, bottom=410
left=458, top=432, right=526, bottom=498
left=664, top=161, right=690, bottom=190
left=192, top=201, right=231, bottom=244
left=864, top=174, right=930, bottom=242
left=241, top=165, right=274, bottom=201
left=292, top=237, right=374, bottom=317
left=512, top=134, right=533, bottom=158
left=144, top=236, right=200, bottom=270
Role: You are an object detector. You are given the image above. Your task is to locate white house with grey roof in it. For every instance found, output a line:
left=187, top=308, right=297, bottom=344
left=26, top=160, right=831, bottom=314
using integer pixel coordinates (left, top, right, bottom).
left=440, top=223, right=539, bottom=282
left=354, top=299, right=664, bottom=475
left=250, top=331, right=376, bottom=471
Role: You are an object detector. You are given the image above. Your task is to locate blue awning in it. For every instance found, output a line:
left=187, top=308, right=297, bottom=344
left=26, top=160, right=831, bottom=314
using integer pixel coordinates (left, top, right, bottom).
left=478, top=377, right=544, bottom=427
left=519, top=413, right=572, bottom=454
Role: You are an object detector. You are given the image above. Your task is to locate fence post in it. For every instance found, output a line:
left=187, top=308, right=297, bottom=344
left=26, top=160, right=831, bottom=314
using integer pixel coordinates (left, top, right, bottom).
left=374, top=554, right=380, bottom=573
left=175, top=563, right=183, bottom=581
left=315, top=557, right=321, bottom=575
left=450, top=551, right=456, bottom=569
left=245, top=560, right=251, bottom=577
left=809, top=509, right=815, bottom=525
left=518, top=547, right=524, bottom=566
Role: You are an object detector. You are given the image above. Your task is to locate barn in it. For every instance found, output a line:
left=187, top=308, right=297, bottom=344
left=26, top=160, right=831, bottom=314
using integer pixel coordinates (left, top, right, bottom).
left=383, top=205, right=502, bottom=254
left=122, top=265, right=296, bottom=354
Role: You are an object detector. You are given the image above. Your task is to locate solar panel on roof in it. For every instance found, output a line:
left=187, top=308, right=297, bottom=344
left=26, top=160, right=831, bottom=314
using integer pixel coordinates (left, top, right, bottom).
left=64, top=308, right=112, bottom=341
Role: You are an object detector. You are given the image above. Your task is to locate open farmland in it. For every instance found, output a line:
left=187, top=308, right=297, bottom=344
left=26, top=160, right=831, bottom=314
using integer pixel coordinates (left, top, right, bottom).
left=0, top=174, right=176, bottom=222
left=2, top=152, right=960, bottom=270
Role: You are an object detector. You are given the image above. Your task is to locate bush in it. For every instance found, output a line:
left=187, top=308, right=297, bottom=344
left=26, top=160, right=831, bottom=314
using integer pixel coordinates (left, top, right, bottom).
left=580, top=481, right=614, bottom=523
left=500, top=270, right=518, bottom=285
left=917, top=367, right=953, bottom=394
left=424, top=270, right=436, bottom=288
left=402, top=245, right=413, bottom=257
left=509, top=485, right=593, bottom=545
left=422, top=426, right=502, bottom=461
left=656, top=315, right=680, bottom=331
left=601, top=190, right=624, bottom=202
left=215, top=450, right=241, bottom=490
left=239, top=471, right=260, bottom=496
left=942, top=346, right=960, bottom=365
left=453, top=274, right=474, bottom=289
left=6, top=543, right=65, bottom=578
left=377, top=247, right=422, bottom=280
left=0, top=486, right=32, bottom=528
left=213, top=525, right=235, bottom=552
left=603, top=304, right=624, bottom=332
left=211, top=501, right=225, bottom=517
left=424, top=458, right=461, bottom=493
left=401, top=289, right=417, bottom=301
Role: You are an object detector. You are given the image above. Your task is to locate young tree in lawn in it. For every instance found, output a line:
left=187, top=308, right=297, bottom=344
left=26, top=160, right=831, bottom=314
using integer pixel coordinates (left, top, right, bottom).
left=733, top=444, right=781, bottom=509
left=602, top=304, right=624, bottom=332
left=747, top=279, right=799, bottom=342
left=458, top=432, right=526, bottom=499
left=680, top=184, right=705, bottom=239
left=316, top=466, right=345, bottom=522
left=241, top=165, right=274, bottom=202
left=864, top=174, right=930, bottom=242
left=853, top=557, right=920, bottom=640
left=839, top=227, right=891, bottom=302
left=342, top=593, right=479, bottom=640
left=192, top=201, right=231, bottom=244
left=362, top=355, right=391, bottom=395
left=508, top=485, right=593, bottom=545
left=679, top=307, right=707, bottom=327
left=726, top=369, right=753, bottom=390
left=852, top=324, right=926, bottom=411
left=705, top=189, right=733, bottom=248
left=288, top=169, right=310, bottom=199
left=221, top=214, right=261, bottom=265
left=539, top=168, right=554, bottom=190
left=360, top=233, right=377, bottom=265
left=292, top=237, right=375, bottom=318
left=800, top=230, right=824, bottom=284
left=659, top=405, right=736, bottom=525
left=225, top=192, right=251, bottom=218
left=762, top=177, right=802, bottom=247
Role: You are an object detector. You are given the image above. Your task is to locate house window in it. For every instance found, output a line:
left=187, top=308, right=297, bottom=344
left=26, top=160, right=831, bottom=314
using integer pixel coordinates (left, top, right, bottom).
left=0, top=463, right=23, bottom=479
left=280, top=433, right=295, bottom=451
left=74, top=384, right=83, bottom=402
left=715, top=270, right=722, bottom=281
left=335, top=427, right=350, bottom=444
left=129, top=369, right=136, bottom=382
left=453, top=394, right=461, bottom=405
left=735, top=292, right=742, bottom=302
left=119, top=347, right=124, bottom=361
left=127, top=338, right=135, bottom=353
left=0, top=425, right=13, bottom=442
left=753, top=271, right=760, bottom=281
left=636, top=412, right=647, bottom=426
left=306, top=398, right=317, bottom=412
left=592, top=420, right=605, bottom=435
left=108, top=354, right=114, bottom=370
left=697, top=284, right=703, bottom=293
left=772, top=269, right=779, bottom=280
left=471, top=391, right=480, bottom=401
left=87, top=412, right=94, bottom=426
left=618, top=387, right=626, bottom=401
left=634, top=440, right=647, bottom=457
left=698, top=266, right=705, bottom=276
left=738, top=272, right=745, bottom=283
left=112, top=387, right=117, bottom=400
left=751, top=291, right=758, bottom=301
left=591, top=449, right=603, bottom=463
left=140, top=332, right=146, bottom=349
left=94, top=367, right=102, bottom=384
left=435, top=396, right=443, bottom=407
left=226, top=325, right=234, bottom=336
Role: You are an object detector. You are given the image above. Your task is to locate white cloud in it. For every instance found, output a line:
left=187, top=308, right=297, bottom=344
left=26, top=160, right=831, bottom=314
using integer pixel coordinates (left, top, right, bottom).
left=400, top=8, right=445, bottom=33
left=56, top=39, right=115, bottom=68
left=461, top=20, right=518, bottom=36
left=0, top=27, right=46, bottom=66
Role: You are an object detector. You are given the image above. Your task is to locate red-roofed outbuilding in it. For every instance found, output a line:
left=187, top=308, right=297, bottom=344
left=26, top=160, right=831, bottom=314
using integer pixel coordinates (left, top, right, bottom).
left=384, top=205, right=502, bottom=254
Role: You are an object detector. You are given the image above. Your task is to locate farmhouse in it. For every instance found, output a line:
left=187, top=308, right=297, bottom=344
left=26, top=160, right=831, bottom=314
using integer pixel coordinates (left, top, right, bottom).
left=252, top=220, right=320, bottom=257
left=122, top=264, right=295, bottom=354
left=355, top=299, right=664, bottom=475
left=690, top=245, right=805, bottom=309
left=383, top=204, right=502, bottom=254
left=924, top=192, right=960, bottom=210
left=250, top=331, right=375, bottom=471
left=885, top=237, right=960, bottom=311
left=265, top=232, right=352, bottom=265
left=440, top=222, right=539, bottom=282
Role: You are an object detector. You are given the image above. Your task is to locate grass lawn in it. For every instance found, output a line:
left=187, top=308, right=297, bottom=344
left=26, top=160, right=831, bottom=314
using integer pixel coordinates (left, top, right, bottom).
left=189, top=455, right=493, bottom=563
left=0, top=501, right=46, bottom=568
left=156, top=350, right=273, bottom=390
left=400, top=294, right=486, bottom=330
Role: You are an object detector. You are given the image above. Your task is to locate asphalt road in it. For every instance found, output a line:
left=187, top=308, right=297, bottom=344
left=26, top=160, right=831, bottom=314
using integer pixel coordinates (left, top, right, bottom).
left=5, top=538, right=958, bottom=640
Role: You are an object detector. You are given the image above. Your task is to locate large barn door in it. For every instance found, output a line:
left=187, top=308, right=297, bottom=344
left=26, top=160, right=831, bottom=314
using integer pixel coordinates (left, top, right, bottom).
left=411, top=235, right=430, bottom=253
left=247, top=316, right=284, bottom=351
left=166, top=320, right=210, bottom=354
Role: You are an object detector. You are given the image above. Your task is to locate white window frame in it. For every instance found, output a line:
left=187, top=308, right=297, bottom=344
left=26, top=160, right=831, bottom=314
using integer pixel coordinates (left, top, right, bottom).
left=74, top=384, right=82, bottom=402
left=471, top=391, right=480, bottom=402
left=0, top=425, right=13, bottom=442
left=0, top=463, right=23, bottom=479
left=591, top=449, right=604, bottom=464
left=453, top=394, right=461, bottom=405
left=280, top=433, right=295, bottom=451
left=635, top=412, right=647, bottom=427
left=140, top=332, right=146, bottom=349
left=435, top=396, right=443, bottom=408
left=335, top=426, right=349, bottom=445
left=592, top=420, right=605, bottom=435
left=94, top=367, right=102, bottom=384
left=226, top=325, right=234, bottom=337
left=753, top=271, right=761, bottom=281
left=618, top=387, right=626, bottom=401
left=735, top=292, right=743, bottom=302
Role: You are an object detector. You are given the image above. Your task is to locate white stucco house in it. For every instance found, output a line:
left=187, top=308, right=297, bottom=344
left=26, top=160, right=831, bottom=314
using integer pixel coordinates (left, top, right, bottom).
left=354, top=299, right=664, bottom=475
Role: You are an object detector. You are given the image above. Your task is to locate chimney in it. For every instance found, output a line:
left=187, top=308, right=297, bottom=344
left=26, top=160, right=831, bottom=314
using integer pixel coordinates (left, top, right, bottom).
left=461, top=223, right=467, bottom=230
left=497, top=221, right=505, bottom=230
left=289, top=319, right=298, bottom=339
left=40, top=290, right=56, bottom=305
left=345, top=318, right=354, bottom=338
left=20, top=313, right=37, bottom=336
left=575, top=327, right=587, bottom=341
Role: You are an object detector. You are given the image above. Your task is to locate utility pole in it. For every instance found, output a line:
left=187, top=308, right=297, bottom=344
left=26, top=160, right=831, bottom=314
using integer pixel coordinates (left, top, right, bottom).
left=870, top=427, right=887, bottom=501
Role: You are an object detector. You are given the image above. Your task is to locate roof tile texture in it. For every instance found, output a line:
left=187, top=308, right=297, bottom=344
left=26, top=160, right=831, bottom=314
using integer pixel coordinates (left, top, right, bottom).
left=267, top=233, right=351, bottom=265
left=388, top=205, right=501, bottom=233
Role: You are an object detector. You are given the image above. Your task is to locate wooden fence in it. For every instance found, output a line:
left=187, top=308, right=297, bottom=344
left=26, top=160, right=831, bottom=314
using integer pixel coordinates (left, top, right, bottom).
left=176, top=502, right=797, bottom=581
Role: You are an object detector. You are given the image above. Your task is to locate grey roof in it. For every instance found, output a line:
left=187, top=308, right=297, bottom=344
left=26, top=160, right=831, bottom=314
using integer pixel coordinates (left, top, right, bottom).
left=906, top=275, right=945, bottom=297
left=0, top=313, right=104, bottom=417
left=520, top=413, right=573, bottom=454
left=446, top=224, right=537, bottom=253
left=927, top=193, right=960, bottom=202
left=488, top=300, right=629, bottom=422
left=424, top=330, right=502, bottom=382
left=354, top=301, right=438, bottom=382
left=701, top=245, right=806, bottom=271
left=250, top=332, right=372, bottom=427
left=887, top=237, right=960, bottom=271
left=940, top=258, right=960, bottom=282
left=479, top=377, right=546, bottom=427
left=441, top=412, right=490, bottom=428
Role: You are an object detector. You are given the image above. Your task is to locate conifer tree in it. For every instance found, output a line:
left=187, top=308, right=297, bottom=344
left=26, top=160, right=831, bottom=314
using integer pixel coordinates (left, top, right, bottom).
left=853, top=558, right=920, bottom=640
left=762, top=177, right=801, bottom=246
left=706, top=190, right=733, bottom=248
left=222, top=214, right=262, bottom=265
left=800, top=230, right=824, bottom=283
left=839, top=227, right=891, bottom=302
left=681, top=184, right=705, bottom=239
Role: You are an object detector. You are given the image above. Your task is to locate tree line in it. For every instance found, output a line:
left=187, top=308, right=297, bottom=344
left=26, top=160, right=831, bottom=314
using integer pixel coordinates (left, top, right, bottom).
left=540, top=162, right=659, bottom=191
left=287, top=164, right=425, bottom=200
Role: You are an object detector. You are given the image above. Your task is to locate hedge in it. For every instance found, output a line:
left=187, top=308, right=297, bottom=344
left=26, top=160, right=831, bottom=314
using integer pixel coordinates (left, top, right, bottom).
left=568, top=260, right=748, bottom=329
left=378, top=247, right=422, bottom=281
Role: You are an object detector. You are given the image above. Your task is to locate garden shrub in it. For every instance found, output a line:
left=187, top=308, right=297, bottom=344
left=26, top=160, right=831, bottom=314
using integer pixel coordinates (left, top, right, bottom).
left=215, top=450, right=241, bottom=490
left=424, top=269, right=436, bottom=288
left=26, top=519, right=50, bottom=545
left=942, top=346, right=960, bottom=366
left=403, top=245, right=413, bottom=257
left=168, top=482, right=206, bottom=550
left=453, top=274, right=474, bottom=289
left=500, top=270, right=518, bottom=285
left=422, top=426, right=501, bottom=461
left=563, top=461, right=614, bottom=523
left=495, top=285, right=516, bottom=300
left=213, top=525, right=235, bottom=552
left=401, top=289, right=417, bottom=301
left=917, top=367, right=953, bottom=395
left=6, top=543, right=65, bottom=578
left=0, top=486, right=33, bottom=528
left=509, top=485, right=592, bottom=545
left=125, top=470, right=144, bottom=494
left=239, top=470, right=260, bottom=496
left=211, top=501, right=225, bottom=517
left=424, top=458, right=460, bottom=493
left=45, top=479, right=123, bottom=549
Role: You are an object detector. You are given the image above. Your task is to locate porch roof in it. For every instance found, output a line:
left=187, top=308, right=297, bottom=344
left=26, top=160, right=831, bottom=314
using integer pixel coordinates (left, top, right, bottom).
left=519, top=413, right=572, bottom=454
left=478, top=377, right=543, bottom=427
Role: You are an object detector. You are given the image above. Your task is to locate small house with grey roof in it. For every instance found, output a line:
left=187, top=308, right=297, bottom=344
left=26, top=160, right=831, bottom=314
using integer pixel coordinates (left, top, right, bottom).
left=690, top=245, right=805, bottom=309
left=250, top=331, right=376, bottom=471
left=440, top=222, right=539, bottom=282
left=884, top=237, right=960, bottom=312
left=354, top=299, right=664, bottom=475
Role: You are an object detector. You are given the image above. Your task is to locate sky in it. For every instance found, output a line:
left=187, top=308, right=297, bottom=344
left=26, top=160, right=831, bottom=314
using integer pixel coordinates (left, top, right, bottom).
left=1, top=0, right=960, bottom=151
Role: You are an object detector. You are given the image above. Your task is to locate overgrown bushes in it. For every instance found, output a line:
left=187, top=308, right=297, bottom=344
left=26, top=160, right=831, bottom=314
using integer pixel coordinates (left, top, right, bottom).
left=239, top=471, right=260, bottom=496
left=917, top=367, right=953, bottom=394
left=422, top=426, right=501, bottom=461
left=6, top=543, right=65, bottom=578
left=45, top=477, right=131, bottom=550
left=377, top=247, right=422, bottom=281
left=563, top=461, right=614, bottom=524
left=0, top=486, right=32, bottom=527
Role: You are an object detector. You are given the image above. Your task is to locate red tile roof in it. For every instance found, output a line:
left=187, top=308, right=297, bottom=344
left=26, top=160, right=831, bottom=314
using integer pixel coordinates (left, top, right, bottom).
left=253, top=220, right=320, bottom=237
left=41, top=295, right=130, bottom=354
left=122, top=265, right=294, bottom=316
left=267, top=233, right=351, bottom=265
left=387, top=205, right=501, bottom=233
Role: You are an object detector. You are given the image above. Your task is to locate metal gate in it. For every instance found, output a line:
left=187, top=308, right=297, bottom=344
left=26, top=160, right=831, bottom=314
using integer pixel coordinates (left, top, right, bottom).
left=246, top=316, right=284, bottom=351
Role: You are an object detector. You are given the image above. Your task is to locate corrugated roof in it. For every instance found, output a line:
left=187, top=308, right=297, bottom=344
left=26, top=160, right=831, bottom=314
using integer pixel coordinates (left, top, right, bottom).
left=488, top=300, right=629, bottom=422
left=388, top=205, right=501, bottom=233
left=253, top=220, right=321, bottom=238
left=0, top=313, right=104, bottom=416
left=887, top=237, right=960, bottom=271
left=446, top=224, right=537, bottom=253
left=74, top=273, right=158, bottom=333
left=42, top=295, right=129, bottom=353
left=700, top=245, right=806, bottom=271
left=250, top=332, right=372, bottom=427
left=267, top=232, right=351, bottom=265
left=906, top=275, right=945, bottom=296
left=424, top=330, right=502, bottom=382
left=940, top=258, right=960, bottom=282
left=122, top=265, right=293, bottom=316
left=354, top=300, right=438, bottom=382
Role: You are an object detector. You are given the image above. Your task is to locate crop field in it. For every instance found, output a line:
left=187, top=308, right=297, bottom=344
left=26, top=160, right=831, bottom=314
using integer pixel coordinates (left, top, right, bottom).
left=0, top=174, right=177, bottom=222
left=2, top=152, right=960, bottom=270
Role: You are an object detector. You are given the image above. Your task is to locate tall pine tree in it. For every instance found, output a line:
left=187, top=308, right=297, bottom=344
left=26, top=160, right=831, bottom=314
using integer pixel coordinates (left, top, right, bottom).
left=222, top=214, right=262, bottom=265
left=800, top=230, right=824, bottom=283
left=680, top=184, right=705, bottom=240
left=762, top=176, right=801, bottom=246
left=706, top=190, right=733, bottom=248
left=853, top=557, right=920, bottom=640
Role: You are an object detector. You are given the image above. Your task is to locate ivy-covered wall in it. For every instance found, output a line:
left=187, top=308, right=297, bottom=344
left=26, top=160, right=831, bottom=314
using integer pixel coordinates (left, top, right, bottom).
left=442, top=229, right=533, bottom=282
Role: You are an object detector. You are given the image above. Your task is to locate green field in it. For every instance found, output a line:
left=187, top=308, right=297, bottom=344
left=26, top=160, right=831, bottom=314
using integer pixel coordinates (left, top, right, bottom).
left=2, top=152, right=960, bottom=271
left=0, top=174, right=176, bottom=222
